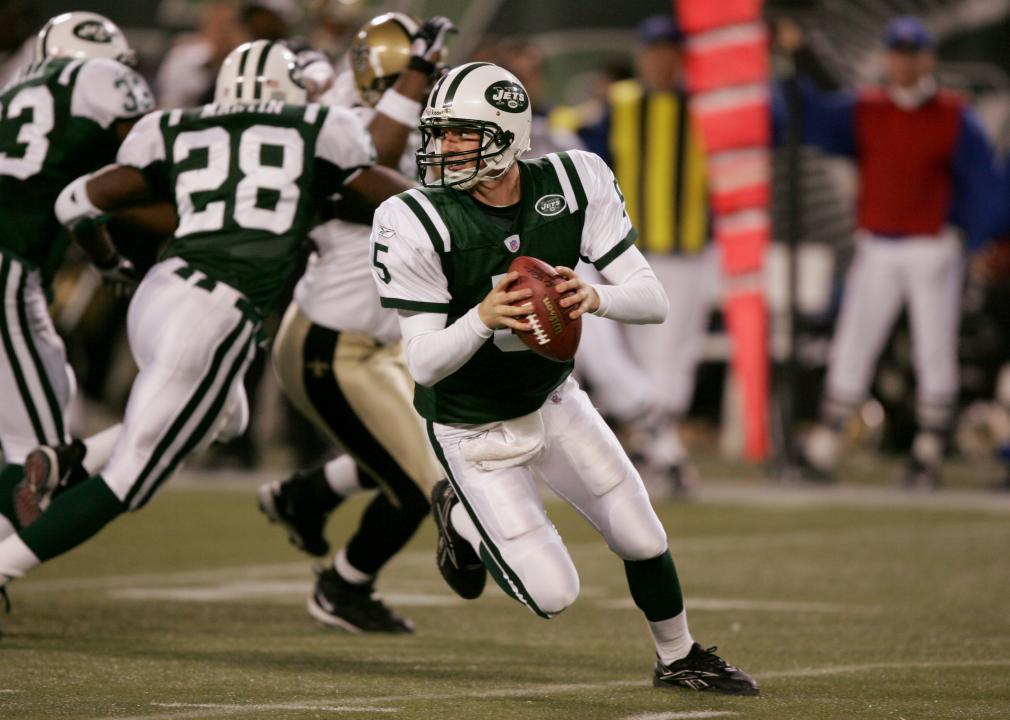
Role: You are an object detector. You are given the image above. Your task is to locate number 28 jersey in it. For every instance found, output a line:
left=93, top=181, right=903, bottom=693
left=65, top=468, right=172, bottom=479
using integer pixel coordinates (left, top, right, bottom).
left=118, top=101, right=376, bottom=315
left=0, top=57, right=153, bottom=282
left=371, top=150, right=637, bottom=424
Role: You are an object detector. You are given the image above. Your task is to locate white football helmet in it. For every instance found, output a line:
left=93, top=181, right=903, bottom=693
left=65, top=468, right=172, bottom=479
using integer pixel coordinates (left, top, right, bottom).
left=214, top=40, right=307, bottom=105
left=417, top=62, right=531, bottom=189
left=35, top=12, right=136, bottom=66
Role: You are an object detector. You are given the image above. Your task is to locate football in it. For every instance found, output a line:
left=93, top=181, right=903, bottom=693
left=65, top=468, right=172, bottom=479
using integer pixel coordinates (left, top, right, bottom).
left=507, top=256, right=582, bottom=362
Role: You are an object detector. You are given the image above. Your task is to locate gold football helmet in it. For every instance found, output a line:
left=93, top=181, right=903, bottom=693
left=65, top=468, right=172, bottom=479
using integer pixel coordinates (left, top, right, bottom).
left=349, top=12, right=420, bottom=106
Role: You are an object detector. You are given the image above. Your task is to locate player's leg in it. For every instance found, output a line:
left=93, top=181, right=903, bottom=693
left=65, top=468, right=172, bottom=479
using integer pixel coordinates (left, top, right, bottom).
left=0, top=262, right=258, bottom=583
left=271, top=304, right=439, bottom=631
left=427, top=419, right=580, bottom=618
left=534, top=377, right=757, bottom=694
left=0, top=254, right=73, bottom=537
left=262, top=304, right=376, bottom=557
left=804, top=236, right=905, bottom=475
left=903, top=233, right=964, bottom=487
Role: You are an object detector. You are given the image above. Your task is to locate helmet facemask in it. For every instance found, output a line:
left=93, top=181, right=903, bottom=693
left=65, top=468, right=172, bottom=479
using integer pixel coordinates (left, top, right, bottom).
left=417, top=116, right=516, bottom=190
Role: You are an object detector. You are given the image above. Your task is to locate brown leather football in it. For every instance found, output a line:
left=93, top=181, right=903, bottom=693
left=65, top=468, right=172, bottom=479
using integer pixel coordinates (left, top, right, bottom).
left=507, top=256, right=582, bottom=362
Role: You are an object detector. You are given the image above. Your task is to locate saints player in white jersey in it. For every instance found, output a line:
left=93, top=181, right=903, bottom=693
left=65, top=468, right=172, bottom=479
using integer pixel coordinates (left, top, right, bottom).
left=257, top=12, right=456, bottom=633
left=0, top=41, right=412, bottom=605
left=0, top=12, right=154, bottom=540
left=370, top=62, right=758, bottom=695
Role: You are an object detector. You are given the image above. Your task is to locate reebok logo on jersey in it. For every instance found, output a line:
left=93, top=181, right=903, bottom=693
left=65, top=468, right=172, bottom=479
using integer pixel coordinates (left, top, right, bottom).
left=73, top=20, right=113, bottom=43
left=534, top=194, right=566, bottom=217
left=378, top=225, right=396, bottom=238
left=485, top=81, right=529, bottom=113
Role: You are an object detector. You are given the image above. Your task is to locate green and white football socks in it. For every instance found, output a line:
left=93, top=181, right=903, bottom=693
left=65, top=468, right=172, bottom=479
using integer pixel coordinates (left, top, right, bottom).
left=625, top=549, right=694, bottom=663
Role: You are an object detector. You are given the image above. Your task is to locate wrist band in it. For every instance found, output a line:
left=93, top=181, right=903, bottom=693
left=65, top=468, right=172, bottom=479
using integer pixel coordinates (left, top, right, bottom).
left=55, top=174, right=103, bottom=227
left=375, top=89, right=422, bottom=127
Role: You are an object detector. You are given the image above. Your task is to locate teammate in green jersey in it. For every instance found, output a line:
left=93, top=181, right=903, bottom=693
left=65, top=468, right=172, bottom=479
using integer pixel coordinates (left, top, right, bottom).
left=0, top=40, right=412, bottom=610
left=0, top=11, right=154, bottom=541
left=371, top=62, right=759, bottom=696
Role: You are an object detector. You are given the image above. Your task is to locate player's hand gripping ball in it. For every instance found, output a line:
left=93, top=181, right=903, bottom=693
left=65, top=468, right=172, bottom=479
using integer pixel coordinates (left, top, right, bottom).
left=507, top=256, right=582, bottom=362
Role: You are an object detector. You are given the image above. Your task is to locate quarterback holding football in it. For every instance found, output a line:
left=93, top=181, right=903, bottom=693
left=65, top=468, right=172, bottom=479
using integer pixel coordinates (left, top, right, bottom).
left=369, top=61, right=758, bottom=695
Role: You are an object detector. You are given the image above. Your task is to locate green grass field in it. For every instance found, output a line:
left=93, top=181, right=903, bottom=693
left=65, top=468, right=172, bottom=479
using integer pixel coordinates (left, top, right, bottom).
left=2, top=465, right=1009, bottom=720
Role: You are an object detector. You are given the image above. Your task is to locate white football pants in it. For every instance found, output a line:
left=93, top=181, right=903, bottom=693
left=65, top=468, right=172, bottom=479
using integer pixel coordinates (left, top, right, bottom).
left=100, top=258, right=257, bottom=509
left=824, top=231, right=963, bottom=412
left=0, top=252, right=72, bottom=464
left=428, top=376, right=668, bottom=618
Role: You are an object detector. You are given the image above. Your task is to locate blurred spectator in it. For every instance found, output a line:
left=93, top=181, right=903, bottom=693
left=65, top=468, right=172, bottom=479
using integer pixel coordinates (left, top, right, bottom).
left=779, top=16, right=1000, bottom=488
left=484, top=36, right=582, bottom=157
left=156, top=0, right=248, bottom=109
left=576, top=15, right=717, bottom=493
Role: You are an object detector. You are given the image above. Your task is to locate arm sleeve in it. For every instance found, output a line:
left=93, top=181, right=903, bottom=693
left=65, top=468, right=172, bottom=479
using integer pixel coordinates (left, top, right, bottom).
left=950, top=108, right=999, bottom=250
left=592, top=245, right=669, bottom=324
left=772, top=78, right=856, bottom=157
left=315, top=105, right=377, bottom=187
left=115, top=111, right=169, bottom=196
left=370, top=196, right=489, bottom=386
left=71, top=58, right=156, bottom=129
left=399, top=308, right=494, bottom=387
left=569, top=149, right=638, bottom=270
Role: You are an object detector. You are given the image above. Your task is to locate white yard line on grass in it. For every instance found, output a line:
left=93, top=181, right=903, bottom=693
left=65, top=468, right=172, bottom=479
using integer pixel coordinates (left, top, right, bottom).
left=599, top=597, right=876, bottom=613
left=621, top=713, right=737, bottom=720
left=111, top=660, right=1010, bottom=720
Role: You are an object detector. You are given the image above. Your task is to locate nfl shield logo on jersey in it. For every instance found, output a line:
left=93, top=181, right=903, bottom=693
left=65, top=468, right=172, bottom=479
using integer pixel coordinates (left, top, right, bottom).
left=504, top=235, right=520, bottom=253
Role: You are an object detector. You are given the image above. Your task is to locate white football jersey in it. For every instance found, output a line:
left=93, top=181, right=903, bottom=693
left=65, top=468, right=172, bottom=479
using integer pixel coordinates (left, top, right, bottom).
left=294, top=70, right=419, bottom=342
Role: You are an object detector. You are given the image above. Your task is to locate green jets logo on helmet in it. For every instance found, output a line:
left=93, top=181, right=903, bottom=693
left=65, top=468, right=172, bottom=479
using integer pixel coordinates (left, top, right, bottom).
left=485, top=81, right=529, bottom=113
left=72, top=20, right=113, bottom=43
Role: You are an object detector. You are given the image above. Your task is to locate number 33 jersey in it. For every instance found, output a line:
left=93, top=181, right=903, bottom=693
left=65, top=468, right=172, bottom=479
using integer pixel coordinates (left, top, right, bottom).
left=0, top=57, right=153, bottom=282
left=117, top=101, right=376, bottom=316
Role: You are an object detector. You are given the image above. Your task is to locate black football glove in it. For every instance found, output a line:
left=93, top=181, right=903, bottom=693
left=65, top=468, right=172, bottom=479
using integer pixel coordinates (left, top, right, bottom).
left=409, top=16, right=458, bottom=76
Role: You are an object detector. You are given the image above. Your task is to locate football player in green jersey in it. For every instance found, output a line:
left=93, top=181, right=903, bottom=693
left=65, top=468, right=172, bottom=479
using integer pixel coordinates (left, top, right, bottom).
left=370, top=62, right=759, bottom=695
left=0, top=41, right=412, bottom=609
left=0, top=12, right=154, bottom=541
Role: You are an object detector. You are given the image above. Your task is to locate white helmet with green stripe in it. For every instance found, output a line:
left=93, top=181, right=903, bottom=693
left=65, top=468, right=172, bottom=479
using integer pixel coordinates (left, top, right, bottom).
left=35, top=11, right=136, bottom=66
left=418, top=61, right=532, bottom=190
left=214, top=40, right=307, bottom=106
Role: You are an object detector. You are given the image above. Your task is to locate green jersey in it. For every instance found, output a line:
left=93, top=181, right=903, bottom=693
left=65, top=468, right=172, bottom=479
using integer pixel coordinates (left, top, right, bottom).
left=118, top=101, right=375, bottom=315
left=0, top=57, right=153, bottom=281
left=372, top=150, right=637, bottom=424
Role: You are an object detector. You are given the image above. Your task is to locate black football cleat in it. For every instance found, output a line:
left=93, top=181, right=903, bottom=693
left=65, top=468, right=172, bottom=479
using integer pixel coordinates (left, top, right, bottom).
left=430, top=479, right=486, bottom=600
left=14, top=441, right=88, bottom=527
left=306, top=567, right=413, bottom=634
left=653, top=643, right=760, bottom=696
left=257, top=469, right=340, bottom=557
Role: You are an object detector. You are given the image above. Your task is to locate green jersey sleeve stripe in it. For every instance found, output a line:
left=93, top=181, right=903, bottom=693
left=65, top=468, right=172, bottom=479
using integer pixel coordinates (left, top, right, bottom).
left=594, top=227, right=638, bottom=271
left=546, top=153, right=579, bottom=213
left=399, top=192, right=449, bottom=253
left=557, top=152, right=589, bottom=211
left=380, top=297, right=451, bottom=313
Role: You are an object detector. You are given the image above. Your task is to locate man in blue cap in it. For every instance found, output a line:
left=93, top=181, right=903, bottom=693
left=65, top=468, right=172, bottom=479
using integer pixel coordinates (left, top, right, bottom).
left=577, top=15, right=715, bottom=495
left=778, top=16, right=999, bottom=488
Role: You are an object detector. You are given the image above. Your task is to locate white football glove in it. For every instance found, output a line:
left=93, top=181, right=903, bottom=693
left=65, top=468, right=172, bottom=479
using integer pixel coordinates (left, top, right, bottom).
left=409, top=16, right=457, bottom=75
